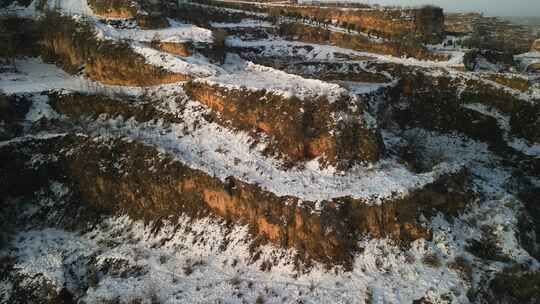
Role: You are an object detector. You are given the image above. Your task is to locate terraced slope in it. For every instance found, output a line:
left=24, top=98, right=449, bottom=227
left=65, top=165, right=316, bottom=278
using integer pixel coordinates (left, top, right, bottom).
left=1, top=0, right=540, bottom=303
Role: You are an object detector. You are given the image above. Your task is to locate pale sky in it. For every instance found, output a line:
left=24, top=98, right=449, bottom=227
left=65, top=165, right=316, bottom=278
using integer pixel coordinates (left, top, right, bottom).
left=363, top=0, right=540, bottom=17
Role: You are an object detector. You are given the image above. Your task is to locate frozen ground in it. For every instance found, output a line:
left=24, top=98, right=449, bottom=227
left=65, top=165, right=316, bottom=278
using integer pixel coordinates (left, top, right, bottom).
left=200, top=54, right=352, bottom=103
left=131, top=43, right=220, bottom=77
left=1, top=1, right=540, bottom=302
left=0, top=58, right=89, bottom=94
left=463, top=102, right=540, bottom=157
left=85, top=112, right=459, bottom=204
left=0, top=59, right=459, bottom=204
left=94, top=18, right=214, bottom=44
left=1, top=127, right=536, bottom=303
left=211, top=19, right=275, bottom=29
left=226, top=37, right=466, bottom=69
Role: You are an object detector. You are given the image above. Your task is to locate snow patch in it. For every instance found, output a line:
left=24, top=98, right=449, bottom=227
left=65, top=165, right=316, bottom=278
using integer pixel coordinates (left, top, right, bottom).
left=94, top=19, right=214, bottom=44
left=201, top=54, right=350, bottom=103
left=25, top=95, right=60, bottom=122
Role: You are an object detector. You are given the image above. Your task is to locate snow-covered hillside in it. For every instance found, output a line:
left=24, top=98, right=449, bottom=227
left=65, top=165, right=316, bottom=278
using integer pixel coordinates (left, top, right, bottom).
left=1, top=0, right=540, bottom=303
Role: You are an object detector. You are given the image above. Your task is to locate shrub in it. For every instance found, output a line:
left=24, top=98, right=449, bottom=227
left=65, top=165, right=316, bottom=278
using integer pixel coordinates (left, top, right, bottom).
left=466, top=228, right=511, bottom=263
left=448, top=256, right=473, bottom=281
left=0, top=17, right=40, bottom=59
left=422, top=253, right=442, bottom=268
left=255, top=295, right=265, bottom=304
left=489, top=265, right=540, bottom=303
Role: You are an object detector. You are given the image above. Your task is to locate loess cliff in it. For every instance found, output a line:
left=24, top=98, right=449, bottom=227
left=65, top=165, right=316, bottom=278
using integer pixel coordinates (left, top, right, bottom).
left=1, top=0, right=540, bottom=303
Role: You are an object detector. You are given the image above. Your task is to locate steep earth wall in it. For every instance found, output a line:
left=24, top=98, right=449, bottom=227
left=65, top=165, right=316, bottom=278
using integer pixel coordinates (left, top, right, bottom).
left=275, top=5, right=443, bottom=43
left=40, top=12, right=188, bottom=86
left=380, top=64, right=540, bottom=147
left=192, top=0, right=444, bottom=43
left=277, top=23, right=445, bottom=60
left=0, top=133, right=471, bottom=268
left=183, top=81, right=384, bottom=168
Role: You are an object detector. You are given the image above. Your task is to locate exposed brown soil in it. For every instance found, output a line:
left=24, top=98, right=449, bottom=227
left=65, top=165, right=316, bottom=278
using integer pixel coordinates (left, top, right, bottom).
left=0, top=134, right=472, bottom=268
left=279, top=5, right=444, bottom=44
left=527, top=62, right=540, bottom=74
left=87, top=0, right=137, bottom=18
left=47, top=92, right=184, bottom=124
left=151, top=41, right=193, bottom=57
left=482, top=74, right=530, bottom=92
left=39, top=11, right=189, bottom=86
left=381, top=64, right=540, bottom=147
left=184, top=81, right=384, bottom=168
left=85, top=47, right=189, bottom=86
left=277, top=23, right=447, bottom=61
left=193, top=0, right=444, bottom=44
left=137, top=14, right=170, bottom=29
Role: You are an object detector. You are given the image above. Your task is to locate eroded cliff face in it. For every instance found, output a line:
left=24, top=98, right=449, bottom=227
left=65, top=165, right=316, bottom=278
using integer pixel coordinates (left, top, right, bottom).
left=450, top=13, right=534, bottom=55
left=3, top=0, right=540, bottom=300
left=277, top=23, right=445, bottom=60
left=39, top=12, right=188, bottom=86
left=376, top=64, right=540, bottom=153
left=151, top=41, right=193, bottom=56
left=84, top=48, right=189, bottom=86
left=0, top=133, right=471, bottom=268
left=183, top=81, right=384, bottom=168
left=87, top=0, right=138, bottom=18
left=271, top=5, right=444, bottom=44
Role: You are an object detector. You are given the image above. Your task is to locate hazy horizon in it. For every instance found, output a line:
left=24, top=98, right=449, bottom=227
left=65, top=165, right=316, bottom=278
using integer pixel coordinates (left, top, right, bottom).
left=361, top=0, right=540, bottom=17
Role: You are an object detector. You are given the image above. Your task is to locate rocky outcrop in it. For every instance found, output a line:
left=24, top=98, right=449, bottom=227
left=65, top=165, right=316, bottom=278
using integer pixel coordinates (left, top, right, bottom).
left=277, top=23, right=445, bottom=60
left=136, top=14, right=170, bottom=29
left=381, top=65, right=540, bottom=148
left=192, top=0, right=444, bottom=43
left=40, top=11, right=188, bottom=86
left=274, top=4, right=444, bottom=43
left=0, top=134, right=471, bottom=268
left=184, top=81, right=384, bottom=168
